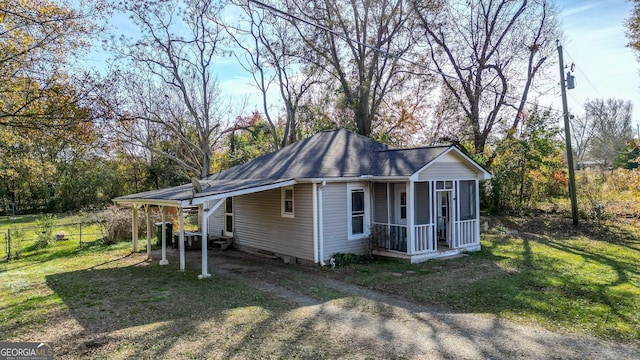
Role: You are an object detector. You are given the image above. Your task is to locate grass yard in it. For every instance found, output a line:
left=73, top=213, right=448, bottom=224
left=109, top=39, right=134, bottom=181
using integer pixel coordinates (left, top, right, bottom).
left=0, top=213, right=638, bottom=358
left=324, top=216, right=640, bottom=342
left=0, top=214, right=106, bottom=259
left=0, top=239, right=313, bottom=358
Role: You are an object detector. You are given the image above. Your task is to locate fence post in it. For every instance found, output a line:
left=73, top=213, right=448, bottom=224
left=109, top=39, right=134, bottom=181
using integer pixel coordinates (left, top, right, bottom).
left=7, top=229, right=11, bottom=260
left=79, top=223, right=83, bottom=245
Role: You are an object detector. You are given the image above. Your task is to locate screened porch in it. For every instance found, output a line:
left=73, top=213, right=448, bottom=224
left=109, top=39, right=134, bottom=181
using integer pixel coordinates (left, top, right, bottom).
left=370, top=180, right=480, bottom=258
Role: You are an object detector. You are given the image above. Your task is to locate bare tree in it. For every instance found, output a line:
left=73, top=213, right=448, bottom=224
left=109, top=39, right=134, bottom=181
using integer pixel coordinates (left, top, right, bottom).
left=107, top=0, right=230, bottom=178
left=570, top=114, right=597, bottom=165
left=282, top=0, right=423, bottom=137
left=414, top=0, right=560, bottom=161
left=226, top=0, right=319, bottom=149
left=584, top=98, right=634, bottom=167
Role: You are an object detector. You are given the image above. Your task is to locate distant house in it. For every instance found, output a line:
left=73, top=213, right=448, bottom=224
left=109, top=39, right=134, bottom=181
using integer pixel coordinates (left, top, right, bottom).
left=114, top=129, right=491, bottom=278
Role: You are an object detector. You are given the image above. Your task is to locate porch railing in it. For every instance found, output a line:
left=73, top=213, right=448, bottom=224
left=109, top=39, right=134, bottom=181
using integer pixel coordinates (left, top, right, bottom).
left=452, top=219, right=476, bottom=248
left=371, top=223, right=407, bottom=252
left=413, top=224, right=436, bottom=253
left=373, top=221, right=477, bottom=254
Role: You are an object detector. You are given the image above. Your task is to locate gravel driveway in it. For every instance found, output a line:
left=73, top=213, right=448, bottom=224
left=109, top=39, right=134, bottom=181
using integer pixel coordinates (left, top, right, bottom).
left=207, top=250, right=640, bottom=360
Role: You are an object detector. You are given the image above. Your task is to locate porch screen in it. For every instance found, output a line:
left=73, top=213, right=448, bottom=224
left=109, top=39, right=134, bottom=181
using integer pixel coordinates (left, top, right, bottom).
left=373, top=183, right=388, bottom=223
left=459, top=180, right=476, bottom=220
left=415, top=182, right=430, bottom=224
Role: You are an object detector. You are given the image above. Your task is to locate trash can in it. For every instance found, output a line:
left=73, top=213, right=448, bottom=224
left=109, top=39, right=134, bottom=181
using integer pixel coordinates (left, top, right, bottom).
left=155, top=222, right=173, bottom=246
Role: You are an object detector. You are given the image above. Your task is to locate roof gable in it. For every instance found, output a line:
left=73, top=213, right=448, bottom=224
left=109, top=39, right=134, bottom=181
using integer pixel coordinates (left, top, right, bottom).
left=369, top=146, right=452, bottom=176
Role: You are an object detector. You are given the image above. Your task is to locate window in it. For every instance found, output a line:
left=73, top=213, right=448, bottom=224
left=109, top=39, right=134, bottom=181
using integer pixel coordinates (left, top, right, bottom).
left=352, top=190, right=364, bottom=234
left=281, top=186, right=294, bottom=218
left=225, top=197, right=233, bottom=235
left=436, top=181, right=453, bottom=189
left=399, top=191, right=407, bottom=220
left=347, top=184, right=369, bottom=239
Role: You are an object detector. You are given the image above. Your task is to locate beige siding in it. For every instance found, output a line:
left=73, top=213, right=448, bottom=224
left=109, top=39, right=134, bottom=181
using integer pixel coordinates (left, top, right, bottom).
left=418, top=152, right=477, bottom=180
left=206, top=200, right=225, bottom=237
left=234, top=184, right=315, bottom=261
left=322, top=182, right=368, bottom=260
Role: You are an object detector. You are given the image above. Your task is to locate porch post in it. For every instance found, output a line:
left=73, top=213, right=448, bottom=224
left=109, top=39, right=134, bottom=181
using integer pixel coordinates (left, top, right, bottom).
left=145, top=204, right=151, bottom=259
left=386, top=182, right=391, bottom=248
left=430, top=181, right=437, bottom=251
left=199, top=202, right=210, bottom=279
left=407, top=181, right=415, bottom=255
left=179, top=207, right=185, bottom=271
left=159, top=206, right=168, bottom=265
left=131, top=206, right=139, bottom=252
left=312, top=183, right=319, bottom=264
left=475, top=179, right=481, bottom=245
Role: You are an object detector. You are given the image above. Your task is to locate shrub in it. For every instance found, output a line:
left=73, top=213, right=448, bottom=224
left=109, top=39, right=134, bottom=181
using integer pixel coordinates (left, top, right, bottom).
left=81, top=206, right=144, bottom=244
left=331, top=252, right=369, bottom=267
left=35, top=214, right=57, bottom=248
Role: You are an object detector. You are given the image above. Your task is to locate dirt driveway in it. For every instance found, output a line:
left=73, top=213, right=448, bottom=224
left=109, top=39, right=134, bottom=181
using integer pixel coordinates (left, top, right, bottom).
left=192, top=249, right=639, bottom=360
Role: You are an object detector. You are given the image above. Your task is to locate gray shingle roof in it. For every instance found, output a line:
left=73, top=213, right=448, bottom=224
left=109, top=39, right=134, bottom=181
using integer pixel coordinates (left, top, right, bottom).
left=114, top=129, right=458, bottom=203
left=209, top=129, right=391, bottom=180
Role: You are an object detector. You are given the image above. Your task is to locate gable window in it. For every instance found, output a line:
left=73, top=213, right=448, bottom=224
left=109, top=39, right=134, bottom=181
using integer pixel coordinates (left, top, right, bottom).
left=347, top=184, right=369, bottom=239
left=281, top=186, right=294, bottom=218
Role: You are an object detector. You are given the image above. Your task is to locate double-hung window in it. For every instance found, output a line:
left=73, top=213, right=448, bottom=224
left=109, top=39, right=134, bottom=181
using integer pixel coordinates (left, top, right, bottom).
left=281, top=186, right=294, bottom=218
left=347, top=184, right=369, bottom=239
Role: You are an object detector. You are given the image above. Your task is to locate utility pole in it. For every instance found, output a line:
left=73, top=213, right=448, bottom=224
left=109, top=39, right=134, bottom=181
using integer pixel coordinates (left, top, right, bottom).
left=557, top=41, right=579, bottom=225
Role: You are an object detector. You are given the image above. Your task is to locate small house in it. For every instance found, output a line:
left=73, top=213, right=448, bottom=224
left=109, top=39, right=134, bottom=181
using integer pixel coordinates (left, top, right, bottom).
left=114, top=129, right=491, bottom=278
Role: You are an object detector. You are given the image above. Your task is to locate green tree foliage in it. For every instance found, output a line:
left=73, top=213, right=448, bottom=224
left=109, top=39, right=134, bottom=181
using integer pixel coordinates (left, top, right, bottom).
left=0, top=0, right=105, bottom=129
left=614, top=138, right=640, bottom=170
left=0, top=0, right=114, bottom=215
left=223, top=112, right=278, bottom=167
left=626, top=0, right=640, bottom=59
left=487, top=108, right=566, bottom=213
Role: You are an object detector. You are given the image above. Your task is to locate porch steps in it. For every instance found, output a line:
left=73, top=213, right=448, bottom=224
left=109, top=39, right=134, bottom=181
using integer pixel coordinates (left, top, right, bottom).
left=210, top=236, right=234, bottom=251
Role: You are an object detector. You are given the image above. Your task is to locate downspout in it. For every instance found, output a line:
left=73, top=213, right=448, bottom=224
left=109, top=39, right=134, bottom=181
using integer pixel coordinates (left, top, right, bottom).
left=318, top=180, right=327, bottom=266
left=312, top=182, right=319, bottom=264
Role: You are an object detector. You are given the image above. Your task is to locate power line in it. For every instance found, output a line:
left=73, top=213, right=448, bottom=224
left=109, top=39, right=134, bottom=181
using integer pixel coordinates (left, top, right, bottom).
left=562, top=47, right=605, bottom=99
left=246, top=0, right=564, bottom=117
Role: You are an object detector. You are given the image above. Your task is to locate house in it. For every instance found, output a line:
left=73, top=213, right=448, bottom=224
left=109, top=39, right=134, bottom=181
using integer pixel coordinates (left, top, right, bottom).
left=113, top=129, right=491, bottom=278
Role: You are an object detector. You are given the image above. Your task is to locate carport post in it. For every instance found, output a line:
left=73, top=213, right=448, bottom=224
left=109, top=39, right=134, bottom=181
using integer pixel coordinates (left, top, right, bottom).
left=145, top=204, right=151, bottom=259
left=179, top=207, right=185, bottom=271
left=198, top=207, right=210, bottom=279
left=132, top=206, right=139, bottom=252
left=159, top=206, right=169, bottom=265
left=197, top=199, right=224, bottom=279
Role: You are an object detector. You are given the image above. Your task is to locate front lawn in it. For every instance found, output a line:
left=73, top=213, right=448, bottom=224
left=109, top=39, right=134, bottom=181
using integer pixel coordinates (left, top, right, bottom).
left=1, top=213, right=638, bottom=358
left=328, top=216, right=640, bottom=342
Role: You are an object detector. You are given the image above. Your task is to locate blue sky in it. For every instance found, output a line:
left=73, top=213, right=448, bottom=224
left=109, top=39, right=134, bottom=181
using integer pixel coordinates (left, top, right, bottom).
left=555, top=0, right=639, bottom=127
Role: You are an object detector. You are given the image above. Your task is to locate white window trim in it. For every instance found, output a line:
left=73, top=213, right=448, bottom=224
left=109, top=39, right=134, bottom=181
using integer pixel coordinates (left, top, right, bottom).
left=347, top=183, right=370, bottom=240
left=281, top=186, right=295, bottom=218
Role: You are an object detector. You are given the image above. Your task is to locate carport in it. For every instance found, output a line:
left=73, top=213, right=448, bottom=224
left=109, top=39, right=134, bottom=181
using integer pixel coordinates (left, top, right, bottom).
left=113, top=178, right=295, bottom=279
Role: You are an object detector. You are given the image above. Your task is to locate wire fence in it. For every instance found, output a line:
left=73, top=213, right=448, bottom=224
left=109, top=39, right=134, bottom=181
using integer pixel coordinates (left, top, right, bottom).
left=1, top=220, right=107, bottom=260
